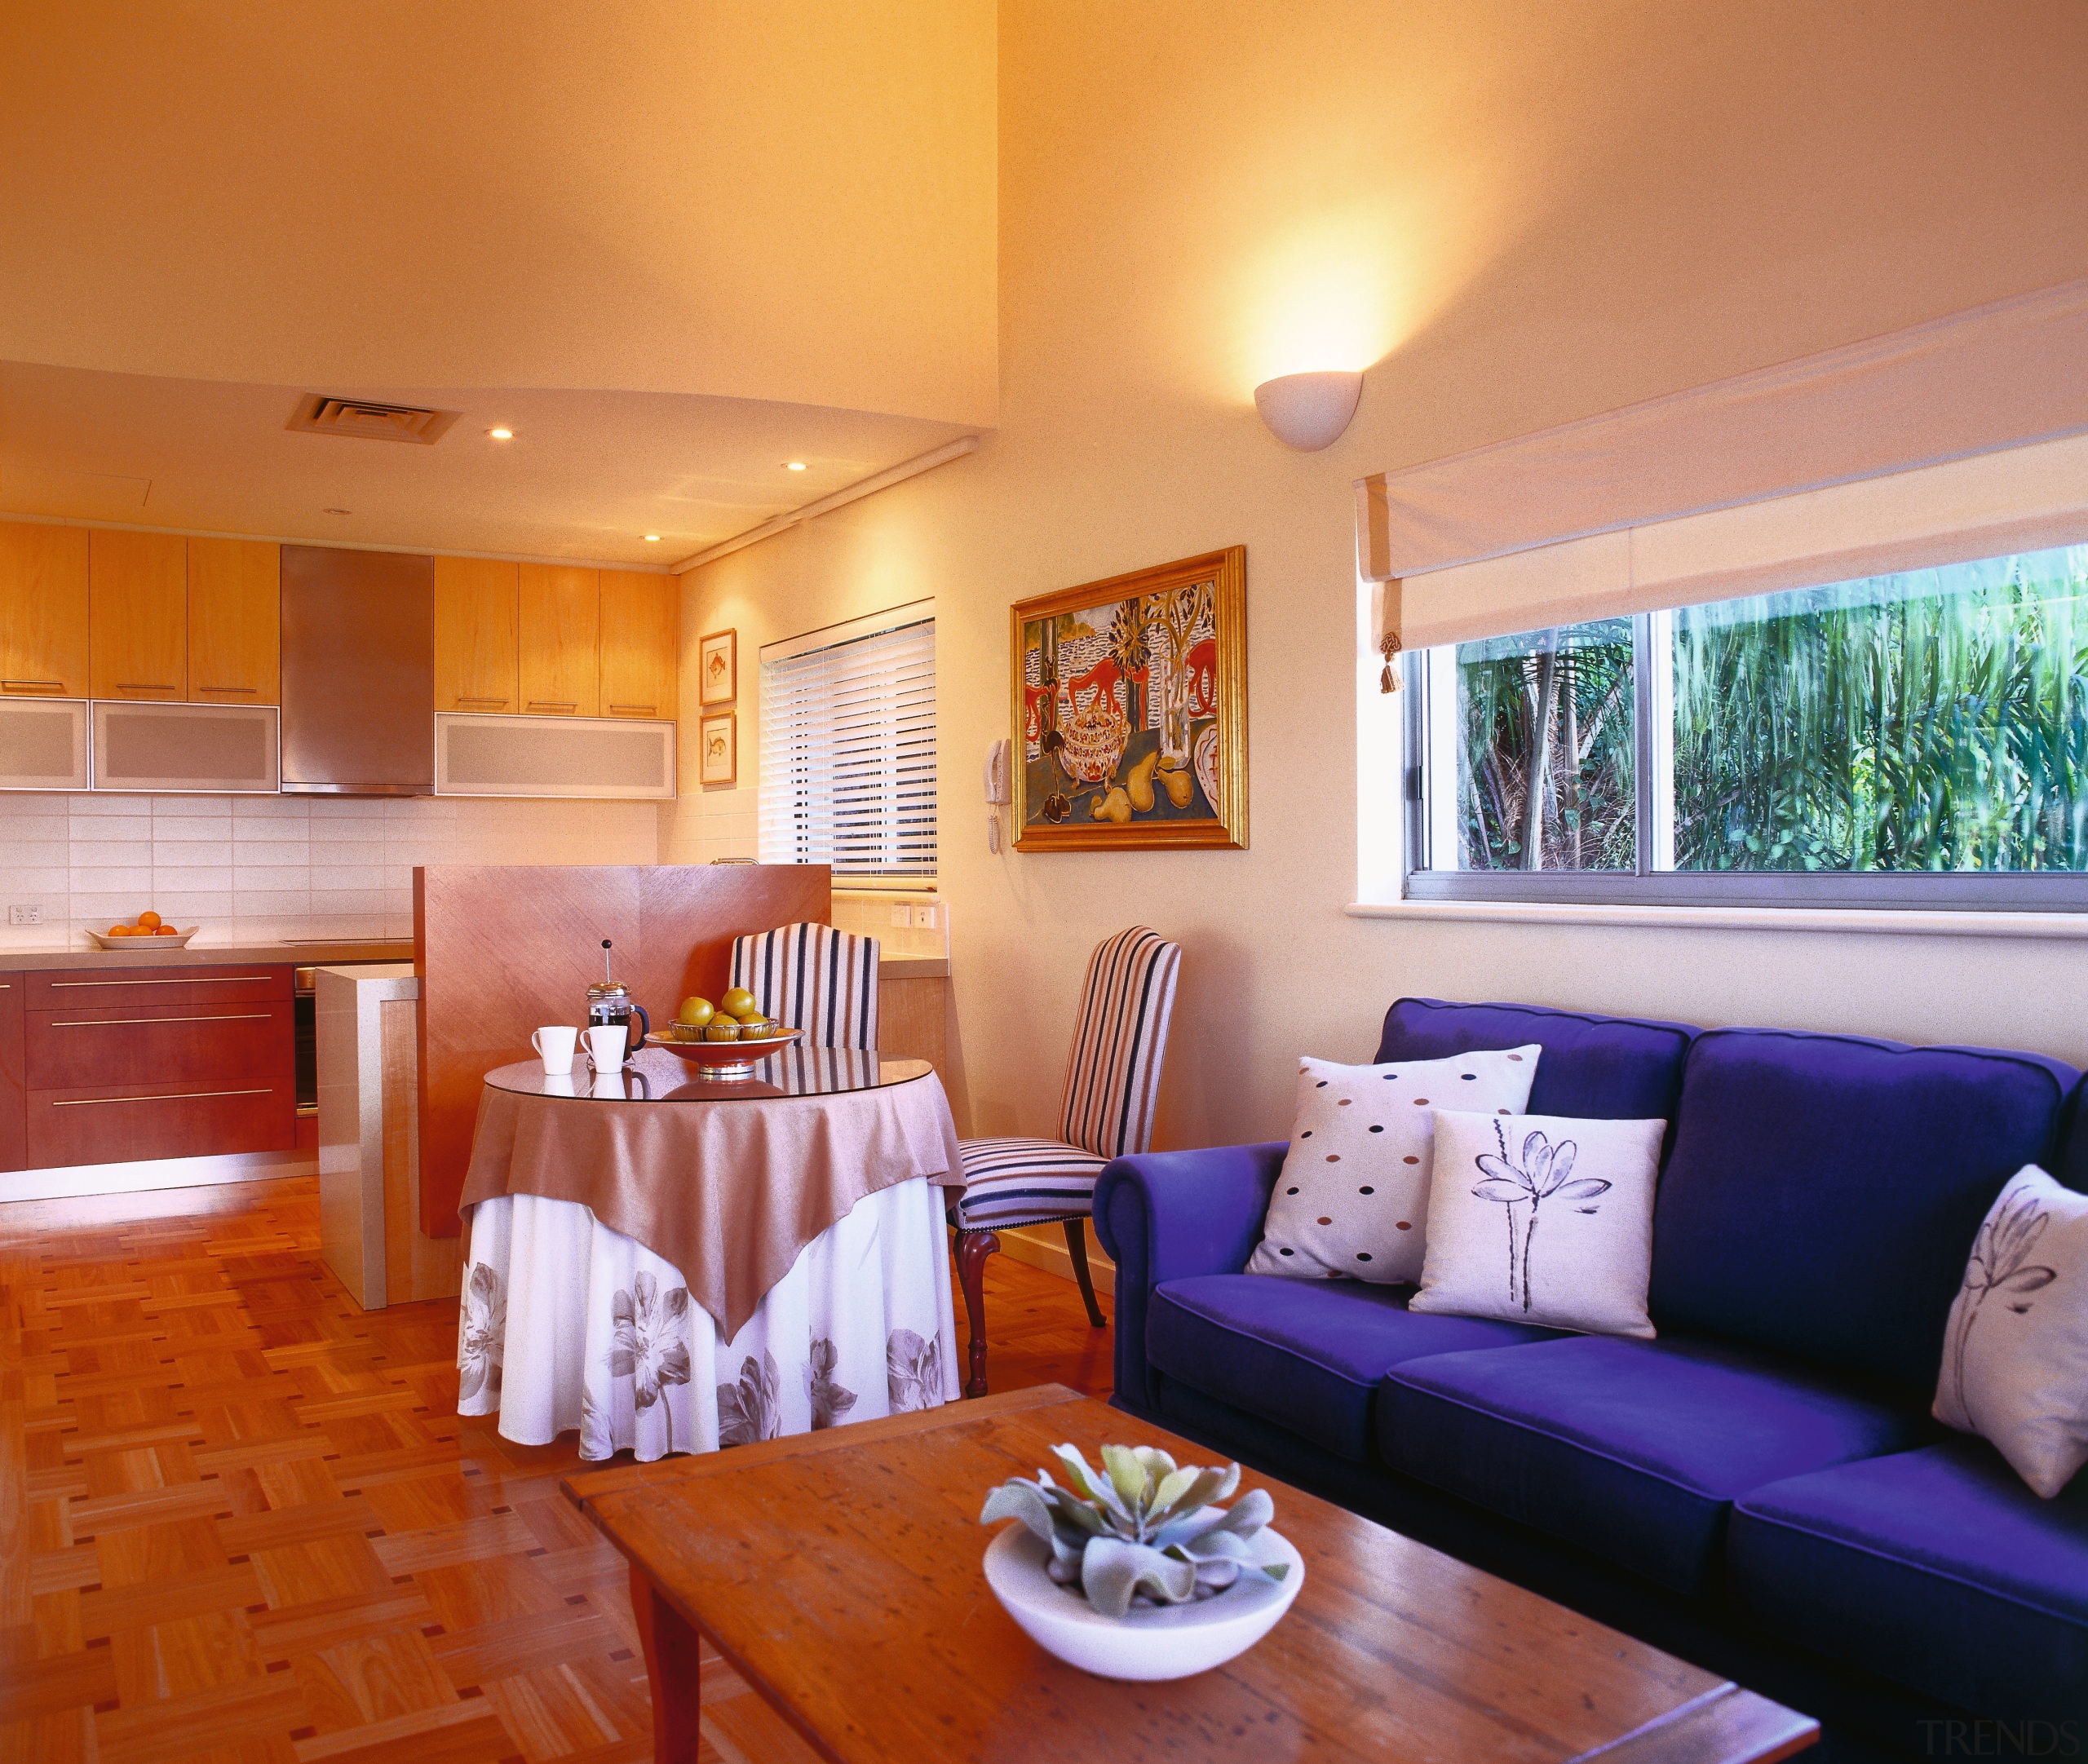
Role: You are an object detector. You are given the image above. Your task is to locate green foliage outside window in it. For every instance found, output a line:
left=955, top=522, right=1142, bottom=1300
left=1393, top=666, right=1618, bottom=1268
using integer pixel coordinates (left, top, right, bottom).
left=1448, top=546, right=2088, bottom=876
left=1670, top=550, right=2088, bottom=872
left=1455, top=620, right=1635, bottom=870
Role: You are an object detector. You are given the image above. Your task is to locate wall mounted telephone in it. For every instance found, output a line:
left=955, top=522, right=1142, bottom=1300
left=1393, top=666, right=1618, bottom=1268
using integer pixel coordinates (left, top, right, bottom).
left=984, top=739, right=1011, bottom=852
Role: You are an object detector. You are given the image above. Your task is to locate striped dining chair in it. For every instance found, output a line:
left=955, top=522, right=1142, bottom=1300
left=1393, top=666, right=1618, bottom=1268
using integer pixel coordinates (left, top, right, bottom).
left=949, top=925, right=1181, bottom=1397
left=728, top=923, right=880, bottom=1050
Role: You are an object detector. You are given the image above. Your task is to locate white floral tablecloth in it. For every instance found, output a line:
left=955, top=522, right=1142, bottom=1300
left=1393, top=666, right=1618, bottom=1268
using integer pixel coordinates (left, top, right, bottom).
left=457, top=1177, right=959, bottom=1460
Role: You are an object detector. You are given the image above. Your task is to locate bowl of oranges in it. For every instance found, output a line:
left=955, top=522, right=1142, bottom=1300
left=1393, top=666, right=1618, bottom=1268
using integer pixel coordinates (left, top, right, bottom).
left=655, top=987, right=800, bottom=1075
left=86, top=911, right=196, bottom=950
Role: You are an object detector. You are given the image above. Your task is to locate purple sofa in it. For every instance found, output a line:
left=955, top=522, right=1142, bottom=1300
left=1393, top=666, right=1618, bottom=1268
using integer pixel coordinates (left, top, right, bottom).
left=1094, top=998, right=2088, bottom=1761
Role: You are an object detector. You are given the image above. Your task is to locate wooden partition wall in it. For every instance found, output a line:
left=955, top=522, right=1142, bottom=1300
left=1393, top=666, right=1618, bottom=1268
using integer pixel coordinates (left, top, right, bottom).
left=414, top=863, right=832, bottom=1235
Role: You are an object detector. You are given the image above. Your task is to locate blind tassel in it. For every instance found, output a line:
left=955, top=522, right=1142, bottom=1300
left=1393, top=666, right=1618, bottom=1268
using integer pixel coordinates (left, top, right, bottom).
left=1379, top=630, right=1402, bottom=693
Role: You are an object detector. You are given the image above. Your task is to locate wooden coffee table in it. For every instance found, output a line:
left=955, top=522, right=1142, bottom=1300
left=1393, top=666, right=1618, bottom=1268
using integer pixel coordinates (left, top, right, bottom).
left=563, top=1384, right=1817, bottom=1764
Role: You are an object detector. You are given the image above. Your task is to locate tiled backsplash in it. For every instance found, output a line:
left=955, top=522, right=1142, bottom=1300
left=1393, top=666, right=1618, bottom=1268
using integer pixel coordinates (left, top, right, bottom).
left=661, top=783, right=759, bottom=867
left=0, top=793, right=661, bottom=948
left=829, top=888, right=950, bottom=961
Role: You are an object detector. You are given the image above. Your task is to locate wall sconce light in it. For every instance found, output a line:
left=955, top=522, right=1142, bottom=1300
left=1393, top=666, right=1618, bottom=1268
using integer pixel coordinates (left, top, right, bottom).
left=1253, top=369, right=1363, bottom=451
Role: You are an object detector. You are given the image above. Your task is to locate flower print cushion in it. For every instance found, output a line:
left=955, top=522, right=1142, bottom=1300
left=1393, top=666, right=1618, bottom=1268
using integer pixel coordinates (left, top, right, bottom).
left=1934, top=1165, right=2088, bottom=1497
left=1412, top=1110, right=1666, bottom=1337
left=1247, top=1047, right=1540, bottom=1284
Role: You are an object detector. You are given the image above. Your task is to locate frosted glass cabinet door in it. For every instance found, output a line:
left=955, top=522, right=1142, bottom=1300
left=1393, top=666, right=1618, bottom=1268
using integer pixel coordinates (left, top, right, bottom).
left=436, top=712, right=675, bottom=798
left=91, top=700, right=279, bottom=793
left=0, top=697, right=88, bottom=790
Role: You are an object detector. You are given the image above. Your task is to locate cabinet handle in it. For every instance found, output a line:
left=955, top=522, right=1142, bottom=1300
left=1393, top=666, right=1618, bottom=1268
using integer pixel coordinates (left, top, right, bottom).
left=608, top=704, right=657, bottom=715
left=198, top=684, right=257, bottom=694
left=456, top=696, right=510, bottom=707
left=527, top=701, right=577, bottom=711
left=2, top=679, right=64, bottom=692
left=50, top=1013, right=274, bottom=1027
left=114, top=682, right=179, bottom=692
left=52, top=1087, right=273, bottom=1107
left=51, top=975, right=274, bottom=988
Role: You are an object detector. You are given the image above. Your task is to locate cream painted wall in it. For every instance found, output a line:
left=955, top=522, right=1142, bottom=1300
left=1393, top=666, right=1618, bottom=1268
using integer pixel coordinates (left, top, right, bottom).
left=670, top=0, right=2088, bottom=1147
left=2, top=2, right=997, bottom=425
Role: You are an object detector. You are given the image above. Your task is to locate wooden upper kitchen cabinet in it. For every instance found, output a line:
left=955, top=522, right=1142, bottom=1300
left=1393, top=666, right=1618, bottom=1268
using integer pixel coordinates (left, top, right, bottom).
left=91, top=529, right=188, bottom=700
left=519, top=564, right=600, bottom=716
left=187, top=536, right=281, bottom=704
left=0, top=521, right=90, bottom=698
left=599, top=569, right=679, bottom=718
left=433, top=555, right=520, bottom=712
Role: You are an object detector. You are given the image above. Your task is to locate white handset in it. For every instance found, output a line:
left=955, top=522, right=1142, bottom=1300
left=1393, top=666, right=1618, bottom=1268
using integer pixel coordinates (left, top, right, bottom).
left=984, top=739, right=1011, bottom=851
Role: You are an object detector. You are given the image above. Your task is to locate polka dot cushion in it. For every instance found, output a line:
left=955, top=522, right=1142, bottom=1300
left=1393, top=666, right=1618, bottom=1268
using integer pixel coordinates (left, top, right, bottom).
left=1245, top=1046, right=1541, bottom=1284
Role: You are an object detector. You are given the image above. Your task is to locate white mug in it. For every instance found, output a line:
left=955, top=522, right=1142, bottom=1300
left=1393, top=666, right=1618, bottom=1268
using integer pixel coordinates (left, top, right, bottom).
left=533, top=1024, right=578, bottom=1075
left=582, top=1023, right=628, bottom=1072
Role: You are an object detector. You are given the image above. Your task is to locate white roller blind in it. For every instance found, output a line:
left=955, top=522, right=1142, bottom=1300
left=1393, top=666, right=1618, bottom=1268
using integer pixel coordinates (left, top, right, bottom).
left=1396, top=429, right=2088, bottom=650
left=1357, top=276, right=2088, bottom=586
left=759, top=608, right=936, bottom=879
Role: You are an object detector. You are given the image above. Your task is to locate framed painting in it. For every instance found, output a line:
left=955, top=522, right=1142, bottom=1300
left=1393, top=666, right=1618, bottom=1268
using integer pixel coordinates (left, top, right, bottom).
left=699, top=712, right=737, bottom=785
left=1011, top=546, right=1246, bottom=851
left=698, top=629, right=738, bottom=706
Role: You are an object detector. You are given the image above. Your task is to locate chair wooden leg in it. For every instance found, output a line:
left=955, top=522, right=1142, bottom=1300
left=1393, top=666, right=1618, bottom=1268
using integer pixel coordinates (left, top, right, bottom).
left=1064, top=1218, right=1107, bottom=1329
left=953, top=1227, right=1000, bottom=1399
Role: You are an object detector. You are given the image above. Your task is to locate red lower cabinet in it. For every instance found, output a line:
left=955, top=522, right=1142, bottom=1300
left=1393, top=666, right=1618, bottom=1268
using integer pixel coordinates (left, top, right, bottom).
left=27, top=1078, right=295, bottom=1167
left=22, top=962, right=296, bottom=1168
left=0, top=973, right=24, bottom=1171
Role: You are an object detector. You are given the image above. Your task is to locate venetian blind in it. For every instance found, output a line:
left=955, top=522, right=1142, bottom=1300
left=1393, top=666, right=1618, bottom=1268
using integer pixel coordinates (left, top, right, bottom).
left=759, top=605, right=936, bottom=879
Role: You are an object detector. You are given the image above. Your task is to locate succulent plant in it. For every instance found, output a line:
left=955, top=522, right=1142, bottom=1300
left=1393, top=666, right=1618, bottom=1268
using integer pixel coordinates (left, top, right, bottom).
left=981, top=1443, right=1286, bottom=1620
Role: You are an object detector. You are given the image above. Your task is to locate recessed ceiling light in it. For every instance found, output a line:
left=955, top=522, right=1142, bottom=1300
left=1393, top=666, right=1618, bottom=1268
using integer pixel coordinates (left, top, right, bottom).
left=644, top=534, right=661, bottom=542
left=488, top=427, right=514, bottom=440
left=322, top=506, right=352, bottom=515
left=785, top=461, right=807, bottom=471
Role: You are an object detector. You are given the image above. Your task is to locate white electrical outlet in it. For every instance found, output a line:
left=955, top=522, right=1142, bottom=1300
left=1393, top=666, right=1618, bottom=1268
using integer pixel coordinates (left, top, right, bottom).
left=891, top=904, right=912, bottom=929
left=7, top=904, right=40, bottom=926
left=913, top=903, right=938, bottom=930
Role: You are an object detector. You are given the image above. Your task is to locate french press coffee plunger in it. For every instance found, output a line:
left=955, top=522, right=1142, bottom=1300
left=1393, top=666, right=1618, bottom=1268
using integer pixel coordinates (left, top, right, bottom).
left=586, top=939, right=650, bottom=1054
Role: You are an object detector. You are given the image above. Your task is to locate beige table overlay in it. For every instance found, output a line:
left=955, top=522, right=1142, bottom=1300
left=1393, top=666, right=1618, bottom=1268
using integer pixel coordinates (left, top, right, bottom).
left=458, top=1050, right=964, bottom=1339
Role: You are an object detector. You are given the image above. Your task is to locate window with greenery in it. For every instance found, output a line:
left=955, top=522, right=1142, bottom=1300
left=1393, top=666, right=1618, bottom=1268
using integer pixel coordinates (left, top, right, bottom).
left=1405, top=543, right=2088, bottom=908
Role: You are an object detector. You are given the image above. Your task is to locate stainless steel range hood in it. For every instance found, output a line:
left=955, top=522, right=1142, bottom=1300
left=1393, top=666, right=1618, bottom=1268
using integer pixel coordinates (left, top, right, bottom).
left=279, top=545, right=434, bottom=795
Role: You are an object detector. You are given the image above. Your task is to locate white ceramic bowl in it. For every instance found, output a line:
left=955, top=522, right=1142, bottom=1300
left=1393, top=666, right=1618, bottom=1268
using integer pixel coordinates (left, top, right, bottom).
left=85, top=926, right=197, bottom=950
left=983, top=1523, right=1304, bottom=1681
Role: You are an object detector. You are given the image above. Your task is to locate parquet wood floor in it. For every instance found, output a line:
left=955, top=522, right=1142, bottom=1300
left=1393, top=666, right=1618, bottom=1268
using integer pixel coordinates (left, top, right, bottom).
left=0, top=1177, right=1114, bottom=1764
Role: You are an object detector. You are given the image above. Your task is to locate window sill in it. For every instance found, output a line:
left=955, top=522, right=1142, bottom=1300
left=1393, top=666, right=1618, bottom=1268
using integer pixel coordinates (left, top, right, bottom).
left=1346, top=898, right=2088, bottom=940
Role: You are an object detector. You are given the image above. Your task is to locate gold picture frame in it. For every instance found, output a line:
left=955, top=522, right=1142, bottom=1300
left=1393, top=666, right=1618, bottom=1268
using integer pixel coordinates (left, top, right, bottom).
left=1011, top=546, right=1246, bottom=851
left=698, top=711, right=737, bottom=785
left=698, top=628, right=738, bottom=706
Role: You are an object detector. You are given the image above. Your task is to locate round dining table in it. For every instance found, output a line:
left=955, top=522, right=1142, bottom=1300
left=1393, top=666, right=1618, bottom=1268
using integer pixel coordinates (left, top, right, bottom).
left=453, top=1043, right=965, bottom=1461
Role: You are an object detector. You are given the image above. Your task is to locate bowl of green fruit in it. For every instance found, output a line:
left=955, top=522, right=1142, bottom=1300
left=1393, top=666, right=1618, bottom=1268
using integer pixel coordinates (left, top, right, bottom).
left=655, top=987, right=801, bottom=1077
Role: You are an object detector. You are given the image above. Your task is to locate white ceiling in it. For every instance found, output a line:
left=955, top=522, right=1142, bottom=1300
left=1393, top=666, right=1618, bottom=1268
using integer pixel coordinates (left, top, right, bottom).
left=0, top=2, right=997, bottom=564
left=0, top=364, right=975, bottom=566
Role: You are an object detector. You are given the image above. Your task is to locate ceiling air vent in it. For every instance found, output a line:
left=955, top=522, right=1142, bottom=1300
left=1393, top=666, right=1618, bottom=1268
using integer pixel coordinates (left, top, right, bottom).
left=286, top=395, right=462, bottom=445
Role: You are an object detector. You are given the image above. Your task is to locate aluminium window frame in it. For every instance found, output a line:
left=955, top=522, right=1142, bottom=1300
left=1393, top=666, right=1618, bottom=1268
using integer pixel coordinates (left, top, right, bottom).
left=1400, top=615, right=2088, bottom=913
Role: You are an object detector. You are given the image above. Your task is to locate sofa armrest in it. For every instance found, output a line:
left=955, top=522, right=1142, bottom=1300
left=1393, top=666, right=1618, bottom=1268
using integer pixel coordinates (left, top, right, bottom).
left=1093, top=1142, right=1285, bottom=1413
